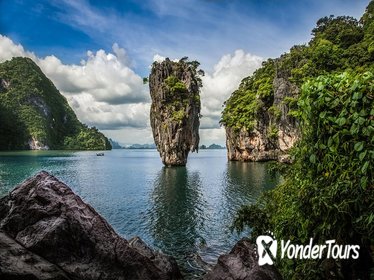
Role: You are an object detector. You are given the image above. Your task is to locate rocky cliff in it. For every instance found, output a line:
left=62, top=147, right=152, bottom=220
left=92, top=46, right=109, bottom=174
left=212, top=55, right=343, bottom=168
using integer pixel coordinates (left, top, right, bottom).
left=149, top=58, right=202, bottom=166
left=224, top=61, right=299, bottom=162
left=222, top=7, right=374, bottom=162
left=0, top=57, right=111, bottom=150
left=0, top=171, right=182, bottom=280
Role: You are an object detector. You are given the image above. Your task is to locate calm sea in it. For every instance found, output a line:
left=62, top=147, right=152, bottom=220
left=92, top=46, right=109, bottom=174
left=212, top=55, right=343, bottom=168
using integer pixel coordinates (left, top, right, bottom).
left=0, top=149, right=280, bottom=278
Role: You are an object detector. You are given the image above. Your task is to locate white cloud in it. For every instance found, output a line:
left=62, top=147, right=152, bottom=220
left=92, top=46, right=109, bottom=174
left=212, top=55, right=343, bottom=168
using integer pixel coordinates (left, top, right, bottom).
left=0, top=35, right=36, bottom=61
left=67, top=94, right=150, bottom=130
left=153, top=54, right=166, bottom=63
left=200, top=49, right=263, bottom=129
left=38, top=46, right=148, bottom=105
left=112, top=43, right=131, bottom=66
left=54, top=0, right=112, bottom=33
left=152, top=54, right=179, bottom=64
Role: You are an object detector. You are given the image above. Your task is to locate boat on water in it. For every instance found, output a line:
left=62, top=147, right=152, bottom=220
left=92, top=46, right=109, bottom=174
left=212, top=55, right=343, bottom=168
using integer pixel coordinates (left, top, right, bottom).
left=96, top=152, right=104, bottom=156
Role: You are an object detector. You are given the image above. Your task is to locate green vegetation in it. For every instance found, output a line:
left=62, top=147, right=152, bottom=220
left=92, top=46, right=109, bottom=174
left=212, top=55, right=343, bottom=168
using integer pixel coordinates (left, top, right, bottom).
left=267, top=123, right=278, bottom=140
left=165, top=75, right=188, bottom=94
left=163, top=75, right=188, bottom=122
left=171, top=109, right=186, bottom=123
left=0, top=57, right=111, bottom=150
left=159, top=58, right=204, bottom=123
left=221, top=59, right=275, bottom=130
left=228, top=2, right=374, bottom=279
left=234, top=71, right=373, bottom=279
left=63, top=125, right=111, bottom=150
left=267, top=105, right=282, bottom=121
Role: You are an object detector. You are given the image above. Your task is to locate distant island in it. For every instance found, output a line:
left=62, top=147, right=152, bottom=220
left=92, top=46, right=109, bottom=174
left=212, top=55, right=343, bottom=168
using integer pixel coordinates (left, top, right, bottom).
left=125, top=143, right=156, bottom=149
left=200, top=144, right=225, bottom=149
left=108, top=138, right=123, bottom=149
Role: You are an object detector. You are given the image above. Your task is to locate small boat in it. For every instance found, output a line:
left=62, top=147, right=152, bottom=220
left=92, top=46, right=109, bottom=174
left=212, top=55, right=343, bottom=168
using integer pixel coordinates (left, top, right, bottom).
left=96, top=152, right=104, bottom=156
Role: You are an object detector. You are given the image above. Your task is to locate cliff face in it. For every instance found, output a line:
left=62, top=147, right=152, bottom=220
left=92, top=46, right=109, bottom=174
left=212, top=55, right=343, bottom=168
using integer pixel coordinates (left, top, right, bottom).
left=225, top=67, right=299, bottom=162
left=0, top=57, right=111, bottom=150
left=149, top=58, right=201, bottom=166
left=0, top=172, right=182, bottom=280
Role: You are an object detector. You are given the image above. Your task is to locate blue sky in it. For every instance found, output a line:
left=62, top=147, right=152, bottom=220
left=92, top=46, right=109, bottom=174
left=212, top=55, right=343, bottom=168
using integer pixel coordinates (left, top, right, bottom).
left=0, top=0, right=370, bottom=145
left=1, top=0, right=369, bottom=75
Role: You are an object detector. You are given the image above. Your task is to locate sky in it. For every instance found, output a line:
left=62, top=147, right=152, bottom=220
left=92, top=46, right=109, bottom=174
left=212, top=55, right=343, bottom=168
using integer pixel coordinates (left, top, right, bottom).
left=0, top=0, right=370, bottom=146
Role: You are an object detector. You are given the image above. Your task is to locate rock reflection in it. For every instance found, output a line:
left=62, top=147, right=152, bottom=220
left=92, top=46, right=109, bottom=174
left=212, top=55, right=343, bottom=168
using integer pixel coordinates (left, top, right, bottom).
left=224, top=161, right=277, bottom=204
left=219, top=161, right=280, bottom=234
left=148, top=166, right=206, bottom=276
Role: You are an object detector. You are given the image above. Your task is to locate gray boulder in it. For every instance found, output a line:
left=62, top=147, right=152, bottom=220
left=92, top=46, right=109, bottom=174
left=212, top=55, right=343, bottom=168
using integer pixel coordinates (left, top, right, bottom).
left=0, top=171, right=182, bottom=280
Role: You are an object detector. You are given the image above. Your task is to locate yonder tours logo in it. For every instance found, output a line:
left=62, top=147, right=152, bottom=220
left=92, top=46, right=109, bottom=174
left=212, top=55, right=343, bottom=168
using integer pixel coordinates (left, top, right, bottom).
left=256, top=234, right=278, bottom=265
left=256, top=234, right=360, bottom=266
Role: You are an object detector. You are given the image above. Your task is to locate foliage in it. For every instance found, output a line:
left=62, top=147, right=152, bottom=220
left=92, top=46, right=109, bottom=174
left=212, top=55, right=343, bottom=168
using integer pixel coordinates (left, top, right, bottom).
left=267, top=105, right=282, bottom=121
left=159, top=58, right=204, bottom=124
left=165, top=75, right=188, bottom=94
left=171, top=109, right=186, bottom=123
left=267, top=123, right=279, bottom=140
left=0, top=57, right=111, bottom=150
left=234, top=71, right=374, bottom=279
left=63, top=126, right=111, bottom=150
left=163, top=75, right=188, bottom=123
left=0, top=102, right=27, bottom=149
left=311, top=16, right=364, bottom=48
left=220, top=59, right=275, bottom=130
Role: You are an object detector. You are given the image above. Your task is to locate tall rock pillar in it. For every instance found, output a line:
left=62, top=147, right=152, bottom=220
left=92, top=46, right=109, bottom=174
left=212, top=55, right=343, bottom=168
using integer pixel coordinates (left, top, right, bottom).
left=149, top=58, right=202, bottom=166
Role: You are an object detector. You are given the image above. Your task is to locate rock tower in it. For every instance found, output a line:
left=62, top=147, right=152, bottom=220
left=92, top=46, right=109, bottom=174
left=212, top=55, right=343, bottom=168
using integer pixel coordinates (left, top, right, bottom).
left=149, top=58, right=202, bottom=166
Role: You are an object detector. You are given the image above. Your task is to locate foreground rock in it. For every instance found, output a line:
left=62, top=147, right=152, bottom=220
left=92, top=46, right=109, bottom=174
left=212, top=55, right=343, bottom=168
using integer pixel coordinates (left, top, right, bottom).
left=0, top=231, right=71, bottom=280
left=204, top=238, right=282, bottom=280
left=0, top=171, right=182, bottom=280
left=149, top=58, right=202, bottom=166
